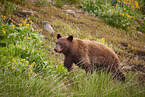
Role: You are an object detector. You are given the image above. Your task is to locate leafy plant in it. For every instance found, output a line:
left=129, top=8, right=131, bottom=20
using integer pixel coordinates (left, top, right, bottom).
left=0, top=16, right=68, bottom=75
left=81, top=0, right=141, bottom=30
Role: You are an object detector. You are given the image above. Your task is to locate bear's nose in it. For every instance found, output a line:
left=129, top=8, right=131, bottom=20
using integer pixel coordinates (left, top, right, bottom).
left=54, top=48, right=57, bottom=52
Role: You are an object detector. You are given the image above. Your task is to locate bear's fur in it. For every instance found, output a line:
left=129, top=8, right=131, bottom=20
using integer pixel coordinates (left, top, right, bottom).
left=54, top=34, right=125, bottom=81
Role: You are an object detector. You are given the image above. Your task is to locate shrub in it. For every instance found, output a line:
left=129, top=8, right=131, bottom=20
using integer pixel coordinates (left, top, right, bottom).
left=81, top=0, right=141, bottom=30
left=0, top=16, right=68, bottom=75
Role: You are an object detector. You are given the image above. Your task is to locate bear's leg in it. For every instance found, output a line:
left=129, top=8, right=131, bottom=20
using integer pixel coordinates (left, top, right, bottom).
left=64, top=56, right=73, bottom=71
left=81, top=57, right=93, bottom=73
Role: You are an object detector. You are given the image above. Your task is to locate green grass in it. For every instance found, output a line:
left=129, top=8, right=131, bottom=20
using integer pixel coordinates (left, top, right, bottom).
left=1, top=66, right=144, bottom=96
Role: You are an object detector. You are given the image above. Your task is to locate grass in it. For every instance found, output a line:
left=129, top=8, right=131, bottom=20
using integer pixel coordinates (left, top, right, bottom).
left=0, top=0, right=145, bottom=96
left=1, top=66, right=144, bottom=96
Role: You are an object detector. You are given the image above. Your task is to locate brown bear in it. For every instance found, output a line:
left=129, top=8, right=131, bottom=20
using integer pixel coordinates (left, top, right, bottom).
left=54, top=34, right=125, bottom=81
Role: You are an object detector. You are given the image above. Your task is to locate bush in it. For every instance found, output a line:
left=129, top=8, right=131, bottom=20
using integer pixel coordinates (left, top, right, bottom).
left=81, top=0, right=141, bottom=30
left=0, top=16, right=68, bottom=75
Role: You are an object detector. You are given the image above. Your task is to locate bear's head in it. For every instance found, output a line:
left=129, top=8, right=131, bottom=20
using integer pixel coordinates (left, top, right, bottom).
left=54, top=34, right=73, bottom=53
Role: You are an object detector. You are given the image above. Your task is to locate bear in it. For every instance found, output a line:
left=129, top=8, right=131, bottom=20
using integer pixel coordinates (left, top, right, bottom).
left=54, top=34, right=125, bottom=81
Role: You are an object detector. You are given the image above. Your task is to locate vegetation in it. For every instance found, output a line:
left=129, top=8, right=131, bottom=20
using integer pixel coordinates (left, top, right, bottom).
left=0, top=0, right=145, bottom=96
left=81, top=0, right=144, bottom=30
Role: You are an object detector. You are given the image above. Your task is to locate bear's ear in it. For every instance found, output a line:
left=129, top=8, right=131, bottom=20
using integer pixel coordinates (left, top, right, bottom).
left=57, top=34, right=61, bottom=39
left=67, top=35, right=73, bottom=42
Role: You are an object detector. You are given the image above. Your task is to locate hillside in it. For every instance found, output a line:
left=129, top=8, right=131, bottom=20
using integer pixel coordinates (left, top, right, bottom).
left=3, top=1, right=144, bottom=67
left=0, top=0, right=145, bottom=96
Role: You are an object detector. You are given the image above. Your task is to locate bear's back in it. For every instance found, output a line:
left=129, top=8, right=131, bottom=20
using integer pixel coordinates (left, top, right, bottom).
left=81, top=39, right=120, bottom=67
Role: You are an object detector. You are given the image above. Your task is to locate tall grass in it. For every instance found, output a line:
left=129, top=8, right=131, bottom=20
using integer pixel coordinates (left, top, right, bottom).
left=0, top=68, right=69, bottom=96
left=1, top=67, right=144, bottom=96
